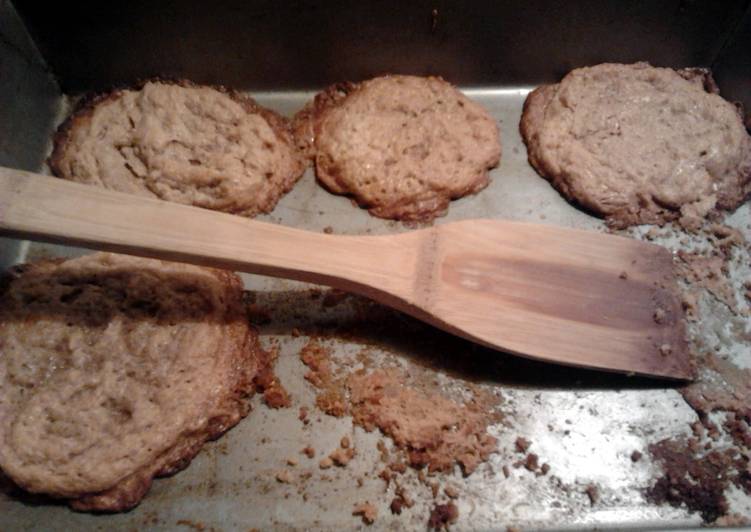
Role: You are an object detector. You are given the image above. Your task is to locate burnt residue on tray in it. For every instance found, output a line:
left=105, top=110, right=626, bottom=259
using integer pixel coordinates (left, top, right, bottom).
left=646, top=438, right=750, bottom=523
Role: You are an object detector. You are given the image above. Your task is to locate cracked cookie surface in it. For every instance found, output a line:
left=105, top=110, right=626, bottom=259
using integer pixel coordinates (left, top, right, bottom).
left=294, top=75, right=501, bottom=222
left=50, top=81, right=305, bottom=217
left=0, top=252, right=262, bottom=511
left=520, top=63, right=751, bottom=227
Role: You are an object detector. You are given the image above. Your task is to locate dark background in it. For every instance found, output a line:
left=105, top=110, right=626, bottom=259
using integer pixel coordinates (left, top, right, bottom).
left=12, top=0, right=751, bottom=110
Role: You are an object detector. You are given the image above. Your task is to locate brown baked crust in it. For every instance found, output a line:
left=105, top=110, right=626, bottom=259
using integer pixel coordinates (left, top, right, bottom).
left=49, top=89, right=118, bottom=178
left=49, top=79, right=306, bottom=218
left=519, top=85, right=558, bottom=196
left=676, top=67, right=721, bottom=94
left=291, top=82, right=357, bottom=161
left=0, top=255, right=263, bottom=513
left=519, top=66, right=751, bottom=228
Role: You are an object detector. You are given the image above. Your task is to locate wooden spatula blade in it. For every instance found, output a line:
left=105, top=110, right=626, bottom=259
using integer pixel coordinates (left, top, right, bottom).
left=421, top=221, right=692, bottom=379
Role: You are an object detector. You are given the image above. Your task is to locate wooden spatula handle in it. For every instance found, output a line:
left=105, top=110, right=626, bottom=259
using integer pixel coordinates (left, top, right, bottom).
left=0, top=168, right=416, bottom=297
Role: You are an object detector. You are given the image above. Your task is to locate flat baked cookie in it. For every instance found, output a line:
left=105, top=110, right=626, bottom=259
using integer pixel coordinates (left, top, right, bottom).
left=0, top=252, right=262, bottom=512
left=50, top=80, right=305, bottom=217
left=294, top=75, right=501, bottom=221
left=520, top=62, right=751, bottom=227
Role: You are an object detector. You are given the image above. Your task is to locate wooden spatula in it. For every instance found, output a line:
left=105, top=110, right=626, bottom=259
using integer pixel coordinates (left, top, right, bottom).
left=0, top=167, right=692, bottom=380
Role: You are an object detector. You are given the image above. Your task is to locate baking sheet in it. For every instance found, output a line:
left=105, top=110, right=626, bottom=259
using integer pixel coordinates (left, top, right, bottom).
left=1, top=87, right=750, bottom=531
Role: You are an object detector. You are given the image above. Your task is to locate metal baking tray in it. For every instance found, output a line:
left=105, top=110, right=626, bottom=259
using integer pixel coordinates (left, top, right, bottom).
left=1, top=1, right=750, bottom=530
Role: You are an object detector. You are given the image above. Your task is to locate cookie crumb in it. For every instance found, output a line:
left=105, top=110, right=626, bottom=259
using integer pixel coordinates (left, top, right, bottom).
left=658, top=344, right=672, bottom=356
left=631, top=450, right=642, bottom=462
left=340, top=436, right=351, bottom=449
left=316, top=390, right=347, bottom=417
left=444, top=485, right=460, bottom=499
left=619, top=271, right=628, bottom=280
left=524, top=453, right=539, bottom=472
left=276, top=470, right=293, bottom=483
left=390, top=497, right=404, bottom=515
left=585, top=484, right=600, bottom=505
left=376, top=440, right=389, bottom=462
left=389, top=460, right=407, bottom=473
left=319, top=457, right=333, bottom=469
left=428, top=502, right=459, bottom=530
left=353, top=501, right=377, bottom=524
left=396, top=485, right=415, bottom=508
left=329, top=447, right=355, bottom=467
left=302, top=445, right=315, bottom=459
left=264, top=386, right=291, bottom=408
left=708, top=223, right=746, bottom=250
left=653, top=308, right=666, bottom=324
left=254, top=352, right=292, bottom=409
left=515, top=437, right=531, bottom=453
left=323, top=226, right=334, bottom=234
left=286, top=457, right=298, bottom=467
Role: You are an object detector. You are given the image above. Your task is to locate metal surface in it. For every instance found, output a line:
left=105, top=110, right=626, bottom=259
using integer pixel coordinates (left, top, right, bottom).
left=1, top=1, right=750, bottom=530
left=0, top=0, right=62, bottom=280
left=12, top=0, right=751, bottom=93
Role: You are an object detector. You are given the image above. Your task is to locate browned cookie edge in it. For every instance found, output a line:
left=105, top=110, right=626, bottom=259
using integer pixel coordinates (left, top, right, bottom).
left=291, top=81, right=358, bottom=162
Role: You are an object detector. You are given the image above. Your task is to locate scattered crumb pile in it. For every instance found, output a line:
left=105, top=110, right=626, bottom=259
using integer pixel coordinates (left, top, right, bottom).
left=348, top=369, right=497, bottom=475
left=680, top=353, right=751, bottom=440
left=297, top=337, right=501, bottom=527
left=671, top=223, right=749, bottom=318
left=676, top=251, right=739, bottom=315
left=330, top=437, right=355, bottom=466
left=511, top=437, right=549, bottom=476
left=319, top=437, right=355, bottom=469
left=253, top=343, right=292, bottom=408
left=300, top=339, right=347, bottom=416
left=641, top=222, right=751, bottom=525
left=300, top=339, right=498, bottom=475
